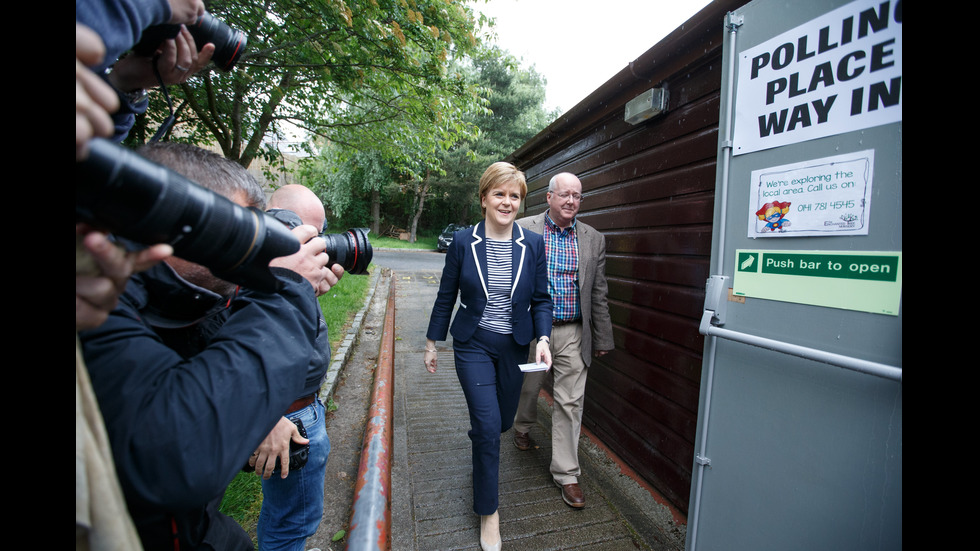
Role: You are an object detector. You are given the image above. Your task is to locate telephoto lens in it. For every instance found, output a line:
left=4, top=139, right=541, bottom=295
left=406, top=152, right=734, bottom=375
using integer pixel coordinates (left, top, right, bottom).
left=186, top=12, right=247, bottom=71
left=76, top=139, right=299, bottom=293
left=266, top=210, right=373, bottom=276
left=132, top=11, right=246, bottom=71
left=322, top=229, right=373, bottom=275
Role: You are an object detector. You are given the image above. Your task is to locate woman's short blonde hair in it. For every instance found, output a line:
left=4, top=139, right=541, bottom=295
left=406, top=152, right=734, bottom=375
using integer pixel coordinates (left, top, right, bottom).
left=478, top=162, right=527, bottom=215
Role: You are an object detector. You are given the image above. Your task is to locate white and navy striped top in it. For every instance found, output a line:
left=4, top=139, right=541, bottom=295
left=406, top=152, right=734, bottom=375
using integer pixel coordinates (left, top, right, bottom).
left=477, top=237, right=513, bottom=334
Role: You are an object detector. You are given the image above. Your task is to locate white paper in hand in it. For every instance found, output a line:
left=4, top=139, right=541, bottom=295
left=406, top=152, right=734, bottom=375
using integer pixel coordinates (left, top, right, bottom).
left=519, top=362, right=548, bottom=372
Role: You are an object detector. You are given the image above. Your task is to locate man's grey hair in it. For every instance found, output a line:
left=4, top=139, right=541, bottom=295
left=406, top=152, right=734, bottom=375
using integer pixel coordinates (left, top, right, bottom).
left=137, top=142, right=266, bottom=209
left=548, top=174, right=558, bottom=192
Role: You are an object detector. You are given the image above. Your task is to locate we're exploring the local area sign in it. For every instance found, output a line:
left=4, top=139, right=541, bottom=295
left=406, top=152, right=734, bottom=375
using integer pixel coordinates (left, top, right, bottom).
left=732, top=0, right=902, bottom=155
left=748, top=150, right=873, bottom=237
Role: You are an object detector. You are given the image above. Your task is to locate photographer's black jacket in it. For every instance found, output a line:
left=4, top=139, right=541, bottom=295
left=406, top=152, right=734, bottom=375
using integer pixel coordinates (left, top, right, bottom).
left=79, top=262, right=321, bottom=550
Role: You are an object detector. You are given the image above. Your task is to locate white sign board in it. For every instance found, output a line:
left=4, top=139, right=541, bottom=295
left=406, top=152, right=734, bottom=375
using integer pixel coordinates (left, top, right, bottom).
left=748, top=149, right=873, bottom=237
left=733, top=0, right=902, bottom=155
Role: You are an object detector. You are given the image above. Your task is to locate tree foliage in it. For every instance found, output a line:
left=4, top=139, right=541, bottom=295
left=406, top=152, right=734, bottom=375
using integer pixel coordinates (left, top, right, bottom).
left=423, top=47, right=556, bottom=227
left=132, top=0, right=490, bottom=173
left=298, top=46, right=553, bottom=239
left=467, top=47, right=555, bottom=163
left=299, top=146, right=398, bottom=233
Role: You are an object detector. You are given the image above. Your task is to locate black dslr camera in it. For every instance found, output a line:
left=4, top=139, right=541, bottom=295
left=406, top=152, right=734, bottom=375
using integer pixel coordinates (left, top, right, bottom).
left=76, top=139, right=299, bottom=293
left=241, top=417, right=310, bottom=474
left=267, top=209, right=373, bottom=275
left=134, top=11, right=247, bottom=71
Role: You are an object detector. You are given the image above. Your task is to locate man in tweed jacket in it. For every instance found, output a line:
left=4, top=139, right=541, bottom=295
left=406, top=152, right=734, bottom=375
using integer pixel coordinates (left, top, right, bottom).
left=514, top=172, right=614, bottom=508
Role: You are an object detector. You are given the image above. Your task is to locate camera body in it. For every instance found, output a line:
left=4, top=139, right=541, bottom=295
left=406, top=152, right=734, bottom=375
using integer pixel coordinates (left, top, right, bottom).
left=134, top=11, right=246, bottom=71
left=241, top=417, right=310, bottom=474
left=266, top=209, right=373, bottom=275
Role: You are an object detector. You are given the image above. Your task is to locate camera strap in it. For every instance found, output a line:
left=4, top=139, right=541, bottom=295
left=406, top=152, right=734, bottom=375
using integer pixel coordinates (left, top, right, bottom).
left=149, top=54, right=176, bottom=143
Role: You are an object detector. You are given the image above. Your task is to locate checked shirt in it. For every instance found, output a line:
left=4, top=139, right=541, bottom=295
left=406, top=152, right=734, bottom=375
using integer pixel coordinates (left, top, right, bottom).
left=544, top=212, right=581, bottom=322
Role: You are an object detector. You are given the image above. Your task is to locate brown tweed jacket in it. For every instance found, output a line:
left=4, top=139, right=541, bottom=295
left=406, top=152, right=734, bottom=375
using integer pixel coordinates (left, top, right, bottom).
left=517, top=212, right=614, bottom=365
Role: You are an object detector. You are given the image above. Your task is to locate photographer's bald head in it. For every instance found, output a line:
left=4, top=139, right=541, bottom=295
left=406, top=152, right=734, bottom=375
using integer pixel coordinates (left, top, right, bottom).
left=269, top=185, right=326, bottom=232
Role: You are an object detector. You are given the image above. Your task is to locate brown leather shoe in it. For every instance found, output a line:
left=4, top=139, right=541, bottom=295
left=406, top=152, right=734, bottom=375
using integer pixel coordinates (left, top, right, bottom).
left=513, top=431, right=531, bottom=451
left=556, top=481, right=585, bottom=508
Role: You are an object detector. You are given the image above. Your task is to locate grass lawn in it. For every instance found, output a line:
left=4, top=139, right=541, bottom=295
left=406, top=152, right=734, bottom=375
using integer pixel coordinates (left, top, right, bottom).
left=320, top=265, right=376, bottom=349
left=219, top=264, right=377, bottom=544
left=218, top=471, right=263, bottom=542
left=370, top=234, right=437, bottom=250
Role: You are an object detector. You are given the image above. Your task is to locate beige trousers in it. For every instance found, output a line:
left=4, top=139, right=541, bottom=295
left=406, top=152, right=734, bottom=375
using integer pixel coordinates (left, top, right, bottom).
left=514, top=322, right=588, bottom=485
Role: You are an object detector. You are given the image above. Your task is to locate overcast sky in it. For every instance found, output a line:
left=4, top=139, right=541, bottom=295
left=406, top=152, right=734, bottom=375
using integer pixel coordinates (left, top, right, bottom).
left=472, top=0, right=714, bottom=113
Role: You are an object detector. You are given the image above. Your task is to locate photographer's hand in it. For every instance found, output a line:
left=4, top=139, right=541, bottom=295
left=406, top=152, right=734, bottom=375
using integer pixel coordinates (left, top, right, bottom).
left=250, top=416, right=308, bottom=480
left=108, top=25, right=215, bottom=93
left=317, top=264, right=345, bottom=297
left=76, top=23, right=119, bottom=160
left=168, top=0, right=206, bottom=25
left=270, top=225, right=331, bottom=293
left=76, top=225, right=173, bottom=331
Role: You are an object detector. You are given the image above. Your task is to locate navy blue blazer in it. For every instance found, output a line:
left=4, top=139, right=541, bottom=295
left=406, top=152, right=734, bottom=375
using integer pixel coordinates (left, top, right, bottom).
left=427, top=221, right=552, bottom=346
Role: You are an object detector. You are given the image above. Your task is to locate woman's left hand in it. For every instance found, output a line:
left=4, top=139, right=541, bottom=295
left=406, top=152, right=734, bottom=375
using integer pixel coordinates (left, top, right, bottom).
left=424, top=350, right=438, bottom=373
left=534, top=340, right=553, bottom=369
left=424, top=340, right=438, bottom=373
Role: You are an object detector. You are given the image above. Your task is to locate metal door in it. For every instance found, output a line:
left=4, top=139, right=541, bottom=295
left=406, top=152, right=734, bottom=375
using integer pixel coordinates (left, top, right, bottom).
left=687, top=0, right=902, bottom=549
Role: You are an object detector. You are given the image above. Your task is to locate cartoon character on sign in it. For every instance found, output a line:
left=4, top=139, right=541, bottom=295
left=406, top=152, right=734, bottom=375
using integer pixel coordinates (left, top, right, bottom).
left=756, top=201, right=791, bottom=231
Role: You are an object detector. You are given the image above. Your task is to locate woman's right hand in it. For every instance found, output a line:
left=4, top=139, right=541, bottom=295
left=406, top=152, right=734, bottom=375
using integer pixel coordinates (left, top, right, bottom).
left=535, top=339, right=553, bottom=370
left=424, top=340, right=438, bottom=373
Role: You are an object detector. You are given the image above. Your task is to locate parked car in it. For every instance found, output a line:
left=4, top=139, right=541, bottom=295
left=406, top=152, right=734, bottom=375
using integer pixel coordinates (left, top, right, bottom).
left=437, top=224, right=470, bottom=252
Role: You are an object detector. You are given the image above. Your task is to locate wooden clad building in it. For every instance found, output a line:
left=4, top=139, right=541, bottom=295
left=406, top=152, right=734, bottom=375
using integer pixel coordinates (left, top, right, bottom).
left=508, top=0, right=745, bottom=514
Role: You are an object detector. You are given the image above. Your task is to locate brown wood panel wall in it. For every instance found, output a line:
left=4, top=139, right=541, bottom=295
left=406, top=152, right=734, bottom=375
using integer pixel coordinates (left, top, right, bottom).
left=508, top=0, right=744, bottom=515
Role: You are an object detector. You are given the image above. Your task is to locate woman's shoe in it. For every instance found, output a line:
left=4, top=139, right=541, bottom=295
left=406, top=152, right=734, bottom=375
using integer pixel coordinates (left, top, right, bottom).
left=480, top=511, right=501, bottom=551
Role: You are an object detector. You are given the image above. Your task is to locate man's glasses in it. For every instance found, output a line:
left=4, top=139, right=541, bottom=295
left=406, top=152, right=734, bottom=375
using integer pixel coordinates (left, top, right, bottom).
left=554, top=191, right=583, bottom=202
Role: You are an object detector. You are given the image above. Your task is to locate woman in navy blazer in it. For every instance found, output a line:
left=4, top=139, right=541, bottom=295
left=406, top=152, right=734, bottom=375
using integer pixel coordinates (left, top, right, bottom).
left=425, top=162, right=552, bottom=551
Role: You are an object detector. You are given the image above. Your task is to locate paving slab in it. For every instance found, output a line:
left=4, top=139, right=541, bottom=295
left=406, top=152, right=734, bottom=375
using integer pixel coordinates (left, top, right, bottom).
left=390, top=271, right=651, bottom=551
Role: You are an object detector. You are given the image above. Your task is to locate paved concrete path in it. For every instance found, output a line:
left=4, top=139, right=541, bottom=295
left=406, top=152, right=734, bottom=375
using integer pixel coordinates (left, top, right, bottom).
left=389, top=271, right=647, bottom=551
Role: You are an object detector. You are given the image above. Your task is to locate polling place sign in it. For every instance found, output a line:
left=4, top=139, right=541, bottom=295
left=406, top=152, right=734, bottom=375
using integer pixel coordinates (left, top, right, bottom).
left=732, top=0, right=902, bottom=155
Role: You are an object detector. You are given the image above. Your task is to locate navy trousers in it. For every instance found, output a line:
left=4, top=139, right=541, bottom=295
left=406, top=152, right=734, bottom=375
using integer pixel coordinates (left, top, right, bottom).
left=453, top=327, right=527, bottom=515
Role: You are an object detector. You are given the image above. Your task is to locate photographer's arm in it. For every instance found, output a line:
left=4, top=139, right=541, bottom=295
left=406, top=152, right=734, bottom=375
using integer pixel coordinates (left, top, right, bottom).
left=76, top=0, right=207, bottom=141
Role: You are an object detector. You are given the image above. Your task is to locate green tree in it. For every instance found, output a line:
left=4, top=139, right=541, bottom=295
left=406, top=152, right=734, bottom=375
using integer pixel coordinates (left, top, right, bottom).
left=467, top=47, right=555, bottom=163
left=132, top=0, right=490, bottom=172
left=300, top=147, right=399, bottom=234
left=297, top=47, right=553, bottom=242
left=424, top=47, right=556, bottom=227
